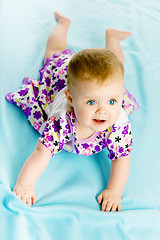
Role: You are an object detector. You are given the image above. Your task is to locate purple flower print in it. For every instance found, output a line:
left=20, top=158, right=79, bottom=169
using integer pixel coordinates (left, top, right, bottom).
left=63, top=129, right=68, bottom=136
left=89, top=143, right=94, bottom=148
left=48, top=135, right=53, bottom=142
left=52, top=119, right=61, bottom=133
left=95, top=145, right=100, bottom=152
left=65, top=123, right=70, bottom=130
left=121, top=152, right=128, bottom=157
left=59, top=140, right=64, bottom=150
left=53, top=53, right=61, bottom=58
left=31, top=97, right=37, bottom=103
left=48, top=90, right=54, bottom=97
left=98, top=134, right=103, bottom=139
left=122, top=125, right=129, bottom=137
left=45, top=77, right=51, bottom=87
left=109, top=144, right=114, bottom=150
left=57, top=59, right=65, bottom=67
left=42, top=89, right=47, bottom=96
left=45, top=123, right=49, bottom=129
left=63, top=49, right=73, bottom=55
left=82, top=143, right=89, bottom=149
left=24, top=107, right=32, bottom=117
left=60, top=118, right=65, bottom=124
left=108, top=150, right=116, bottom=160
left=43, top=123, right=49, bottom=135
left=63, top=123, right=71, bottom=135
left=22, top=76, right=32, bottom=85
left=47, top=143, right=52, bottom=149
left=64, top=65, right=68, bottom=71
left=54, top=79, right=65, bottom=92
left=99, top=139, right=107, bottom=149
left=18, top=88, right=28, bottom=96
left=118, top=147, right=124, bottom=153
left=33, top=111, right=42, bottom=120
left=112, top=125, right=117, bottom=133
left=75, top=145, right=80, bottom=154
left=107, top=138, right=112, bottom=145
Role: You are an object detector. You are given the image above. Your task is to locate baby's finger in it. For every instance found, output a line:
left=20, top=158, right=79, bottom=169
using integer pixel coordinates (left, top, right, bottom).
left=13, top=189, right=20, bottom=196
left=117, top=203, right=121, bottom=212
left=32, top=195, right=37, bottom=205
left=26, top=197, right=32, bottom=207
left=101, top=200, right=108, bottom=211
left=97, top=193, right=103, bottom=204
left=21, top=195, right=27, bottom=203
left=105, top=201, right=113, bottom=212
left=111, top=202, right=118, bottom=212
left=15, top=193, right=22, bottom=200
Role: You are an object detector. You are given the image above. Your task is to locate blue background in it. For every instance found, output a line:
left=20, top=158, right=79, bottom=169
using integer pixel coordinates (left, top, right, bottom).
left=0, top=0, right=160, bottom=239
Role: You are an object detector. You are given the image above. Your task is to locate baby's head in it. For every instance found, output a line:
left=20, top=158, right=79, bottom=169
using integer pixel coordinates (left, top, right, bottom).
left=67, top=48, right=124, bottom=90
left=65, top=48, right=124, bottom=135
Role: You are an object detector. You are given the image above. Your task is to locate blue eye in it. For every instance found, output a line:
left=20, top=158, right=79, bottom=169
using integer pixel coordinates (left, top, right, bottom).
left=109, top=99, right=116, bottom=105
left=88, top=100, right=96, bottom=106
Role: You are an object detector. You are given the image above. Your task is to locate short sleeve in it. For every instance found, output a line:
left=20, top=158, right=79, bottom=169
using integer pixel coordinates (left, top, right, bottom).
left=107, top=122, right=132, bottom=160
left=39, top=116, right=65, bottom=157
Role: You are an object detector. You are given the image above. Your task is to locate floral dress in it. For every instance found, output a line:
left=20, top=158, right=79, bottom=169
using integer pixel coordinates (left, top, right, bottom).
left=5, top=49, right=139, bottom=160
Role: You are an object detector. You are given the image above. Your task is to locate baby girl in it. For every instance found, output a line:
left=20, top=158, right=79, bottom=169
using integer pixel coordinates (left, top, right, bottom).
left=6, top=12, right=138, bottom=211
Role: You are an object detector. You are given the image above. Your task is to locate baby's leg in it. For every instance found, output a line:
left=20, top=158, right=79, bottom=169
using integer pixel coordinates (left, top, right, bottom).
left=105, top=29, right=130, bottom=65
left=44, top=11, right=71, bottom=62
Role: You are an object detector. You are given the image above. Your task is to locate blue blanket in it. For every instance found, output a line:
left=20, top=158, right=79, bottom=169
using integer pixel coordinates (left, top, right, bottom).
left=1, top=0, right=160, bottom=239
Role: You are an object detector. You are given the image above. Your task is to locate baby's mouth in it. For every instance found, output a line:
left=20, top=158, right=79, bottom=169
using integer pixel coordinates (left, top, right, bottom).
left=93, top=119, right=106, bottom=124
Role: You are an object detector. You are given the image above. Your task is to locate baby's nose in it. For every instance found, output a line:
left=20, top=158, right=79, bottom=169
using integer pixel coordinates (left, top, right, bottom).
left=96, top=106, right=107, bottom=115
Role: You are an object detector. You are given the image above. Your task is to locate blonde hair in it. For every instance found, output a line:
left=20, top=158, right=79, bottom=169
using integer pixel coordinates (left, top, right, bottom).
left=67, top=48, right=124, bottom=91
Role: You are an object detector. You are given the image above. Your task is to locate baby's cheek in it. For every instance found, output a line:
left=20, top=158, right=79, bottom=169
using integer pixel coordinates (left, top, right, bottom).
left=81, top=111, right=89, bottom=120
left=115, top=107, right=121, bottom=119
left=74, top=108, right=85, bottom=121
left=80, top=110, right=91, bottom=122
left=111, top=107, right=121, bottom=123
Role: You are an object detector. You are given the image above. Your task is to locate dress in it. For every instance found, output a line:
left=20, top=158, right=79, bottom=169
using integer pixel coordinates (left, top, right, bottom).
left=5, top=49, right=139, bottom=160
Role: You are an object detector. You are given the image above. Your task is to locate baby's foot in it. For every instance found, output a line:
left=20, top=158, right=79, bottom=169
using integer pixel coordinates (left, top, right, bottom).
left=106, top=29, right=131, bottom=41
left=54, top=11, right=71, bottom=25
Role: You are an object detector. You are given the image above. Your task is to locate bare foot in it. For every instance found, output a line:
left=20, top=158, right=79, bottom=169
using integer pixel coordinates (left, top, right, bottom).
left=106, top=29, right=131, bottom=41
left=54, top=11, right=71, bottom=25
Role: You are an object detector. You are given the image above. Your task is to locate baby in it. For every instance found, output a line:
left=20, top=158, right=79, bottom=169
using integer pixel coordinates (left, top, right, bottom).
left=6, top=12, right=138, bottom=211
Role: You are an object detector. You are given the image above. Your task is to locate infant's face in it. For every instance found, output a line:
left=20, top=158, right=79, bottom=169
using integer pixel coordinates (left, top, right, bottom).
left=66, top=71, right=124, bottom=138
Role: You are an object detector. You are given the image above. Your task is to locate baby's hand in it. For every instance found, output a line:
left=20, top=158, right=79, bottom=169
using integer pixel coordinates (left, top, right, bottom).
left=97, top=188, right=121, bottom=212
left=13, top=184, right=37, bottom=207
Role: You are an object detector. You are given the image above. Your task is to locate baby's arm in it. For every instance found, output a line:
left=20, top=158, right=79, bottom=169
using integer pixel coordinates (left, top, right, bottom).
left=97, top=154, right=130, bottom=212
left=13, top=141, right=52, bottom=206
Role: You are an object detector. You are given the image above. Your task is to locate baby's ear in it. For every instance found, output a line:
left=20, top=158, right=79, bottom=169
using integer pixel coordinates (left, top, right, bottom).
left=64, top=88, right=73, bottom=106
